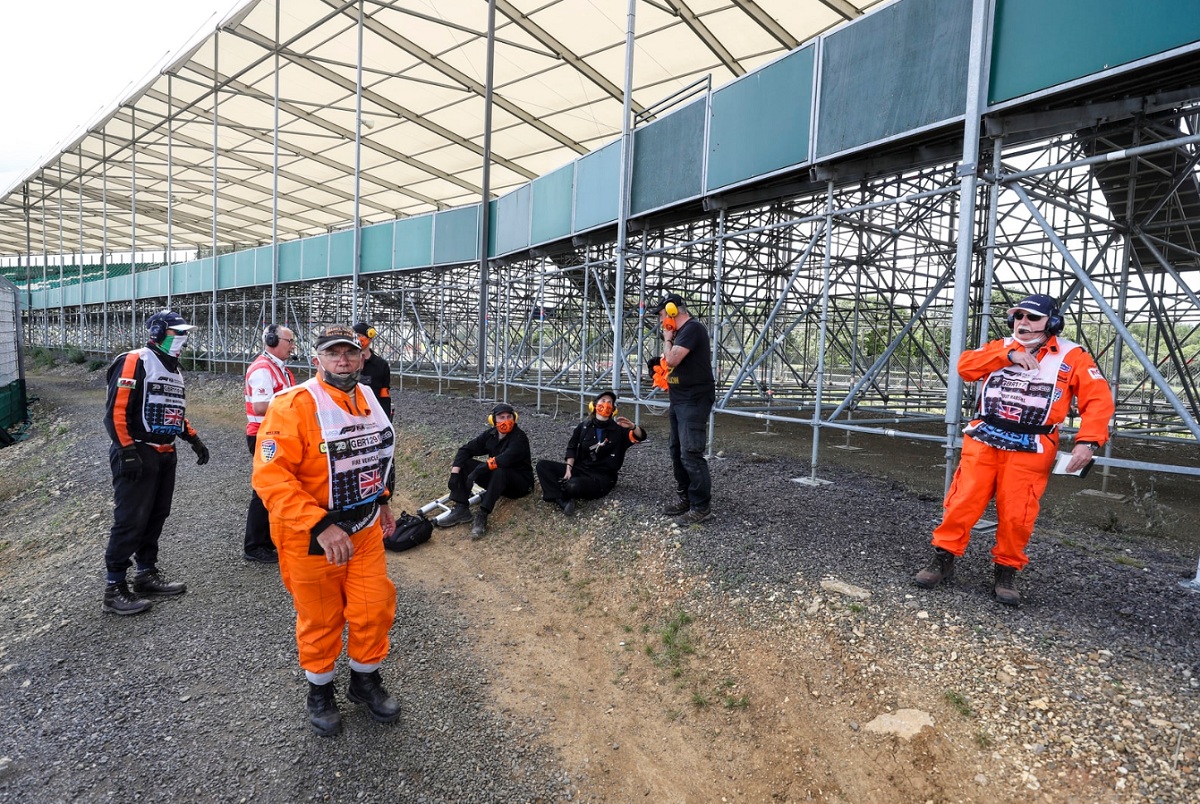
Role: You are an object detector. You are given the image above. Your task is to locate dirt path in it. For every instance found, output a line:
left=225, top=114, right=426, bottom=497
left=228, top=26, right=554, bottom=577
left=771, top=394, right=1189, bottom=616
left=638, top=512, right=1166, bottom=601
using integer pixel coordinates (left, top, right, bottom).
left=3, top=366, right=1197, bottom=802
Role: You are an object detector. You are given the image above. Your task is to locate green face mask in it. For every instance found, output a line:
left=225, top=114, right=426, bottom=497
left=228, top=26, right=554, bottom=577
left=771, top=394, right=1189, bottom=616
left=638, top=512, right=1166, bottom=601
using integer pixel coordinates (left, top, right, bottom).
left=159, top=333, right=188, bottom=357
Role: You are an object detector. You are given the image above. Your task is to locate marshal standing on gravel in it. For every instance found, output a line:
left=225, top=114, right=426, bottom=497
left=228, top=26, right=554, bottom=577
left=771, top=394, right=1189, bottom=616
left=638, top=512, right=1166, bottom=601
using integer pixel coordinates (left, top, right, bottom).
left=252, top=324, right=402, bottom=737
left=653, top=293, right=716, bottom=526
left=913, top=294, right=1114, bottom=606
left=242, top=323, right=296, bottom=563
left=101, top=310, right=210, bottom=615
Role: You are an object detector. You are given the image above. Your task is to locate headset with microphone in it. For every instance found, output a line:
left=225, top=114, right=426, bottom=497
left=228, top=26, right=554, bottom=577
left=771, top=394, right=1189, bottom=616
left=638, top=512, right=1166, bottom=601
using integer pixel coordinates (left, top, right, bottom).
left=1005, top=300, right=1064, bottom=336
left=263, top=323, right=281, bottom=348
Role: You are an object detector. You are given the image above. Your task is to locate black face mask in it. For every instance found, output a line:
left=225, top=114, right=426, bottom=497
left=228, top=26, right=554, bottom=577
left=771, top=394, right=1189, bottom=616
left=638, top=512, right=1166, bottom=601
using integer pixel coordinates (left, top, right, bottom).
left=321, top=367, right=361, bottom=391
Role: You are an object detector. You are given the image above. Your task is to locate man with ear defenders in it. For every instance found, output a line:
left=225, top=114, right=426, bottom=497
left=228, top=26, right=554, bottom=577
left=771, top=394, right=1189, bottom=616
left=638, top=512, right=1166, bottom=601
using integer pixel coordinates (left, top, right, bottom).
left=652, top=292, right=716, bottom=526
left=101, top=309, right=210, bottom=615
left=353, top=322, right=392, bottom=420
left=536, top=391, right=647, bottom=517
left=242, top=323, right=296, bottom=563
left=914, top=293, right=1114, bottom=606
left=439, top=402, right=533, bottom=539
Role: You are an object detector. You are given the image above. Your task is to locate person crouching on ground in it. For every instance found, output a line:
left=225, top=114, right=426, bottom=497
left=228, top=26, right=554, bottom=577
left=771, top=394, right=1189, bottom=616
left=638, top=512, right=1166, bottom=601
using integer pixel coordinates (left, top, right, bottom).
left=536, top=390, right=647, bottom=517
left=252, top=324, right=401, bottom=736
left=913, top=293, right=1113, bottom=606
left=437, top=402, right=533, bottom=539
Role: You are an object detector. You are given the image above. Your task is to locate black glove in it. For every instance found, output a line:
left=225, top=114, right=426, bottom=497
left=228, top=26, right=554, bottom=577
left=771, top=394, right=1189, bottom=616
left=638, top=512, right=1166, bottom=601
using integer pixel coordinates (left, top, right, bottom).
left=116, top=446, right=143, bottom=480
left=189, top=436, right=210, bottom=466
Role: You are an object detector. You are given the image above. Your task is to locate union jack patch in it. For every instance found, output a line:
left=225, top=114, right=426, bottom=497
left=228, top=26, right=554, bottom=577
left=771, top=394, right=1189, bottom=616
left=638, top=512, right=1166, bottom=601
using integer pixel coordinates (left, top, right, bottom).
left=260, top=439, right=277, bottom=462
left=117, top=378, right=137, bottom=389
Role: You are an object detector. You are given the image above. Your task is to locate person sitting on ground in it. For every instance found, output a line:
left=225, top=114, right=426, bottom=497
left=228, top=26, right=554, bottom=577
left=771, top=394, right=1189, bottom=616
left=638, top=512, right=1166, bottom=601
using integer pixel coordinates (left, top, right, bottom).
left=535, top=391, right=647, bottom=517
left=438, top=402, right=533, bottom=539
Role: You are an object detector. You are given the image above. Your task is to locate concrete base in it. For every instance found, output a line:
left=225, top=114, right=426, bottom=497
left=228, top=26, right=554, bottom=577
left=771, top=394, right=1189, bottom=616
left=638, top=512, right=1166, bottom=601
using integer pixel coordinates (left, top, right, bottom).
left=971, top=519, right=998, bottom=535
left=792, top=476, right=833, bottom=487
left=831, top=444, right=865, bottom=452
left=1077, top=489, right=1127, bottom=501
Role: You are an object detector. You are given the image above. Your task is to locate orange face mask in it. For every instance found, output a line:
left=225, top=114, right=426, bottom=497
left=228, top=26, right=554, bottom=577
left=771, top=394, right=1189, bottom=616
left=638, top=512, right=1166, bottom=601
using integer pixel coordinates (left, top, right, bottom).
left=496, top=418, right=515, bottom=434
left=358, top=335, right=371, bottom=349
left=594, top=401, right=614, bottom=418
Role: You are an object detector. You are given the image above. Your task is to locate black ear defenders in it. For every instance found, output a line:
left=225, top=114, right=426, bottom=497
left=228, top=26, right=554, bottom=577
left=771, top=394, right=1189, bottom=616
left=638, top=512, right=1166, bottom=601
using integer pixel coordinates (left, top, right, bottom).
left=264, top=324, right=280, bottom=348
left=147, top=315, right=168, bottom=343
left=588, top=393, right=618, bottom=416
left=487, top=404, right=518, bottom=427
left=1005, top=305, right=1064, bottom=336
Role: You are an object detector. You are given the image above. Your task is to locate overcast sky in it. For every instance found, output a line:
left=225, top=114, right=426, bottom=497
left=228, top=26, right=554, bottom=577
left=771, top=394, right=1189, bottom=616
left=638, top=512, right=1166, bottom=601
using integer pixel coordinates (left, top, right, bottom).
left=0, top=0, right=239, bottom=196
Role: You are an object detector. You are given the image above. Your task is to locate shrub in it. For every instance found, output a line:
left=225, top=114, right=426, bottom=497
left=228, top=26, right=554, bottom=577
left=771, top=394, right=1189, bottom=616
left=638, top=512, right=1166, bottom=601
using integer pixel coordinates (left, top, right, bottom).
left=66, top=348, right=86, bottom=364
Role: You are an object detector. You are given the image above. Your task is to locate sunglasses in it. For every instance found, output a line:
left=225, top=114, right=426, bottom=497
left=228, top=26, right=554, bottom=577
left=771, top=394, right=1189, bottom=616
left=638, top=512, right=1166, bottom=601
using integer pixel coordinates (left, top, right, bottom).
left=1012, top=312, right=1044, bottom=322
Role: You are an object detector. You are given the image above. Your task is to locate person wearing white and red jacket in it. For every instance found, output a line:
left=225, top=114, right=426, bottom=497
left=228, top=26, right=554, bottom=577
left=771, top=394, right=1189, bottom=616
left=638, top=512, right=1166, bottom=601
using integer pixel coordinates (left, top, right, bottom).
left=914, top=294, right=1114, bottom=606
left=102, top=310, right=210, bottom=616
left=242, top=324, right=296, bottom=563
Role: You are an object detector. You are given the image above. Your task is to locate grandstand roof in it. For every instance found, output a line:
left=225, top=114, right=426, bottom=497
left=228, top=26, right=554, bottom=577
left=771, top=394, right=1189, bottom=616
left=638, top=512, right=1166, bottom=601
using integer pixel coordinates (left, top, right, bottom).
left=0, top=0, right=881, bottom=257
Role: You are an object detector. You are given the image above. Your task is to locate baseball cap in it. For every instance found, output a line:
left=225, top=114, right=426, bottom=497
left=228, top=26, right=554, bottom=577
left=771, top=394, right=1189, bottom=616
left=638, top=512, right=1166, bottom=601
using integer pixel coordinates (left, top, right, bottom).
left=1006, top=294, right=1057, bottom=318
left=314, top=324, right=362, bottom=351
left=352, top=322, right=375, bottom=337
left=491, top=402, right=516, bottom=418
left=649, top=293, right=685, bottom=315
left=147, top=310, right=195, bottom=333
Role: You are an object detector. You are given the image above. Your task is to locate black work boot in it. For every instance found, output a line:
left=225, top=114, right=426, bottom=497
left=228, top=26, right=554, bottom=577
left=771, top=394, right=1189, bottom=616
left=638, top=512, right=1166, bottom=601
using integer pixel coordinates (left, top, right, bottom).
left=347, top=670, right=402, bottom=724
left=993, top=564, right=1021, bottom=607
left=306, top=681, right=342, bottom=737
left=913, top=548, right=956, bottom=589
left=662, top=493, right=690, bottom=516
left=470, top=509, right=489, bottom=540
left=132, top=569, right=187, bottom=597
left=438, top=503, right=472, bottom=528
left=561, top=498, right=577, bottom=518
left=102, top=582, right=152, bottom=616
left=673, top=506, right=712, bottom=527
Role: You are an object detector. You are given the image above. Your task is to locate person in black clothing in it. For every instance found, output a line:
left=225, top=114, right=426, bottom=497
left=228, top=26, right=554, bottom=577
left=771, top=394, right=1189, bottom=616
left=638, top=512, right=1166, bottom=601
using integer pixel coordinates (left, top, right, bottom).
left=536, top=391, right=647, bottom=517
left=353, top=322, right=392, bottom=420
left=437, top=402, right=533, bottom=539
left=102, top=309, right=211, bottom=615
left=653, top=292, right=716, bottom=526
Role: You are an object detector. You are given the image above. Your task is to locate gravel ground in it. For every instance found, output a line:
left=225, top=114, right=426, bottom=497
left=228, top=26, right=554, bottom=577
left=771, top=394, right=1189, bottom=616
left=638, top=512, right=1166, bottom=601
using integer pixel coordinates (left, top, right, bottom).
left=0, top=363, right=1198, bottom=802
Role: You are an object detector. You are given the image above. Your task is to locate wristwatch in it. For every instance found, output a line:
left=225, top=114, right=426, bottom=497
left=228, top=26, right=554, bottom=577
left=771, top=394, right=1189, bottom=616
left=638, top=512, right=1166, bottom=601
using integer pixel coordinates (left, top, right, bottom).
left=1077, top=441, right=1099, bottom=452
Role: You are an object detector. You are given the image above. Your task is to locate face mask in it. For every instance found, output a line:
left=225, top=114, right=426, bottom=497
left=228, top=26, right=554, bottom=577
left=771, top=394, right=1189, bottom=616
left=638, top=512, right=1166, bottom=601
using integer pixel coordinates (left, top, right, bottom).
left=160, top=333, right=188, bottom=357
left=594, top=401, right=614, bottom=419
left=1012, top=331, right=1048, bottom=349
left=322, top=368, right=361, bottom=392
left=496, top=419, right=515, bottom=435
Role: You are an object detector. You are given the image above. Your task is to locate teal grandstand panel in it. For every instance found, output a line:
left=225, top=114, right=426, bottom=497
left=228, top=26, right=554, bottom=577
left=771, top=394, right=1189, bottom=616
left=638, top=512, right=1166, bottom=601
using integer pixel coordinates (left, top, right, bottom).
left=394, top=215, right=433, bottom=269
left=235, top=250, right=255, bottom=287
left=171, top=262, right=186, bottom=294
left=433, top=206, right=480, bottom=266
left=493, top=184, right=531, bottom=256
left=360, top=223, right=391, bottom=274
left=330, top=229, right=356, bottom=276
left=574, top=141, right=620, bottom=232
left=279, top=241, right=302, bottom=282
left=631, top=99, right=705, bottom=215
left=217, top=254, right=236, bottom=289
left=816, top=0, right=971, bottom=159
left=707, top=46, right=814, bottom=192
left=531, top=164, right=574, bottom=245
left=84, top=281, right=104, bottom=304
left=990, top=0, right=1200, bottom=103
left=109, top=275, right=130, bottom=302
left=302, top=235, right=328, bottom=280
left=253, top=246, right=273, bottom=286
left=191, top=258, right=213, bottom=293
left=63, top=284, right=80, bottom=306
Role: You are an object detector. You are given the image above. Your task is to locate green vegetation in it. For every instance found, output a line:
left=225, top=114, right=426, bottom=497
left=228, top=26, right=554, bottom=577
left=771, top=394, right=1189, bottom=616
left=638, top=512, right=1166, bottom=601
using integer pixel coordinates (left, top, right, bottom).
left=945, top=689, right=973, bottom=718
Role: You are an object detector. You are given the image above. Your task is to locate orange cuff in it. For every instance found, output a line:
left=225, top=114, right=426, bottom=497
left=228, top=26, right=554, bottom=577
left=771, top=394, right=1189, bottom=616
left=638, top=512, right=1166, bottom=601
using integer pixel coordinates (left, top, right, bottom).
left=487, top=457, right=498, bottom=470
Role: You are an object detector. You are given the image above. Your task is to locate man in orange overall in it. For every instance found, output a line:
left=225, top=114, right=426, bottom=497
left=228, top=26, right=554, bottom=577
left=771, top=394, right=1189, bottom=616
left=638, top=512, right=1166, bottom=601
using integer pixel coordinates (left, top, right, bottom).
left=252, top=324, right=401, bottom=736
left=913, top=294, right=1114, bottom=606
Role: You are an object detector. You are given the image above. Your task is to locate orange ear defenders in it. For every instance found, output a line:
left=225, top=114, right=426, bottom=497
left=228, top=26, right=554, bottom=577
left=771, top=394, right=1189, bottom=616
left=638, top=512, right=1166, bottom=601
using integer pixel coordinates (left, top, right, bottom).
left=588, top=393, right=618, bottom=418
left=662, top=301, right=679, bottom=333
left=487, top=403, right=518, bottom=427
